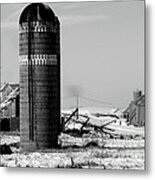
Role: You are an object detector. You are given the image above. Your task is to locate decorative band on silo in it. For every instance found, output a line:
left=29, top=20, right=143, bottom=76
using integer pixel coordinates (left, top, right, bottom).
left=19, top=21, right=58, bottom=33
left=19, top=54, right=57, bottom=65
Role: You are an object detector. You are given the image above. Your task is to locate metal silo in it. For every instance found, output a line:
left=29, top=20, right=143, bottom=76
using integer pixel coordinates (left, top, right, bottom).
left=19, top=3, right=60, bottom=151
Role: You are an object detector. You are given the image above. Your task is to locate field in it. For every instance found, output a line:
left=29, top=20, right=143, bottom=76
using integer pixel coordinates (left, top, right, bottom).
left=0, top=132, right=145, bottom=170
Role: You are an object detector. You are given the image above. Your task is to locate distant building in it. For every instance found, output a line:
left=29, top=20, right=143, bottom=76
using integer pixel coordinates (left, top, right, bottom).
left=123, top=90, right=145, bottom=127
left=0, top=83, right=19, bottom=102
left=0, top=83, right=20, bottom=131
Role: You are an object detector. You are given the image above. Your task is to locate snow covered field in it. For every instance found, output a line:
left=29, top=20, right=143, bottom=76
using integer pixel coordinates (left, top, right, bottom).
left=0, top=133, right=145, bottom=170
left=0, top=107, right=145, bottom=170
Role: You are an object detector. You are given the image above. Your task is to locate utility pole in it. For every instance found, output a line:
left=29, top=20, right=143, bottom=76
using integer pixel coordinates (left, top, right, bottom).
left=76, top=95, right=79, bottom=119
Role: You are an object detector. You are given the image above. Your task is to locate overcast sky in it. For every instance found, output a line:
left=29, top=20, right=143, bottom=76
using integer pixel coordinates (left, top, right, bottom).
left=1, top=1, right=144, bottom=108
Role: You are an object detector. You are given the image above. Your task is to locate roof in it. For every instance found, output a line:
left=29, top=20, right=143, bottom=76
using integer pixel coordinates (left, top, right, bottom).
left=9, top=83, right=19, bottom=90
left=0, top=83, right=19, bottom=92
left=0, top=83, right=9, bottom=92
left=19, top=3, right=56, bottom=23
left=123, top=94, right=145, bottom=114
left=123, top=105, right=131, bottom=114
left=0, top=87, right=19, bottom=110
left=135, top=95, right=145, bottom=106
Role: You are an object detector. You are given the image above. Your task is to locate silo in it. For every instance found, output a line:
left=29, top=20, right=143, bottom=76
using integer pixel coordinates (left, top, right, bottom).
left=19, top=3, right=60, bottom=151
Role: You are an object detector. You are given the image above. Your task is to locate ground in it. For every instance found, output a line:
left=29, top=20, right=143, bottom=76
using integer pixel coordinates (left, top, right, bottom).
left=0, top=132, right=145, bottom=170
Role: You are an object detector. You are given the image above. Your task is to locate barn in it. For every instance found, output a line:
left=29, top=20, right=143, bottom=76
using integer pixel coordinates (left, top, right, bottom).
left=123, top=90, right=145, bottom=127
left=0, top=83, right=20, bottom=131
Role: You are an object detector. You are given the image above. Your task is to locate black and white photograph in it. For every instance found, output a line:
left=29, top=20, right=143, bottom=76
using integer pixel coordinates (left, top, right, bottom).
left=0, top=0, right=145, bottom=170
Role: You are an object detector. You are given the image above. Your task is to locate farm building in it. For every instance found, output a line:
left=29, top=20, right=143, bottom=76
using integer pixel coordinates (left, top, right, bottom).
left=0, top=83, right=19, bottom=101
left=0, top=83, right=20, bottom=131
left=123, top=90, right=145, bottom=127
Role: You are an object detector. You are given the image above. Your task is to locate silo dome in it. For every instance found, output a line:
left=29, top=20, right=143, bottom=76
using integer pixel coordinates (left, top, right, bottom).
left=19, top=3, right=55, bottom=23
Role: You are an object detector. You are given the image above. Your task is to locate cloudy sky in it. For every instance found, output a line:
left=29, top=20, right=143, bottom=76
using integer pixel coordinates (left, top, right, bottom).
left=1, top=1, right=144, bottom=108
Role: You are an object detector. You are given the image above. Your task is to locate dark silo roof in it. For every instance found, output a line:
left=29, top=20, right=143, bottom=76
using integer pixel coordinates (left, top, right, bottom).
left=19, top=3, right=55, bottom=23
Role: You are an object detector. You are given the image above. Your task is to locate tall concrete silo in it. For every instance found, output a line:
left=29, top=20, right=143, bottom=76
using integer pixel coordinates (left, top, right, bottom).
left=19, top=3, right=60, bottom=151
